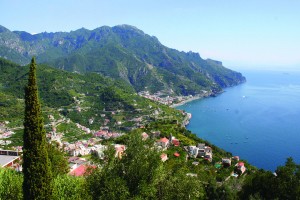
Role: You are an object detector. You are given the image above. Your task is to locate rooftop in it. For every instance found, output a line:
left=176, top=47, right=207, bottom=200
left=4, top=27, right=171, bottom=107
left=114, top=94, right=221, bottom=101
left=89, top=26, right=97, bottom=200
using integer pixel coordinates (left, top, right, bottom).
left=159, top=137, right=169, bottom=143
left=0, top=155, right=19, bottom=167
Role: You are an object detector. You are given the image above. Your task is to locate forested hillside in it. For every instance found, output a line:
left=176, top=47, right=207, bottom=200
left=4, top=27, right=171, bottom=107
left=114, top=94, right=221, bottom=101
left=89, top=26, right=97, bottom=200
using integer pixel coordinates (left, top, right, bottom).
left=0, top=24, right=245, bottom=95
left=0, top=58, right=184, bottom=146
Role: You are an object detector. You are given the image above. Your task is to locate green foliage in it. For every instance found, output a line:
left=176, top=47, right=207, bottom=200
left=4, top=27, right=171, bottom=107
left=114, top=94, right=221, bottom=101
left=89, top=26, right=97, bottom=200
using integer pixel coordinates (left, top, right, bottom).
left=22, top=57, right=53, bottom=200
left=205, top=181, right=238, bottom=200
left=0, top=25, right=246, bottom=96
left=240, top=157, right=300, bottom=200
left=0, top=168, right=91, bottom=200
left=48, top=142, right=69, bottom=177
left=87, top=132, right=164, bottom=199
left=100, top=86, right=134, bottom=111
left=0, top=57, right=186, bottom=146
left=0, top=168, right=23, bottom=200
left=52, top=175, right=91, bottom=200
left=157, top=171, right=205, bottom=200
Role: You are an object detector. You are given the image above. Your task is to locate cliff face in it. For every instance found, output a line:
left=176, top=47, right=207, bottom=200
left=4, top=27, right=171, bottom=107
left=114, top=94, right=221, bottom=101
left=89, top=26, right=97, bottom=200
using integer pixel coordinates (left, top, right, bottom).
left=0, top=24, right=246, bottom=95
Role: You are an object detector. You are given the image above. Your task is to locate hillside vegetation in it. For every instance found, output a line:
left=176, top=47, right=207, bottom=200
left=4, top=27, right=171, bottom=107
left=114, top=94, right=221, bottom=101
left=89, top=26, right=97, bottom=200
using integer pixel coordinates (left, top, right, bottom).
left=0, top=24, right=245, bottom=95
left=0, top=58, right=184, bottom=146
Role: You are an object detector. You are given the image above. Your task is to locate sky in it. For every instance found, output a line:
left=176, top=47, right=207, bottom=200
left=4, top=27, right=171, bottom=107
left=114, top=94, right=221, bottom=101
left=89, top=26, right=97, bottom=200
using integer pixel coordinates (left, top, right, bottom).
left=1, top=0, right=300, bottom=70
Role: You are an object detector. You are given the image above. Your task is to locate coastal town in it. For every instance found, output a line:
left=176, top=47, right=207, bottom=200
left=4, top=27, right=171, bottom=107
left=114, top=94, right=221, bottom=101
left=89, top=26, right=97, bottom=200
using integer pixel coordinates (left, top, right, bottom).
left=0, top=90, right=246, bottom=180
left=138, top=89, right=213, bottom=107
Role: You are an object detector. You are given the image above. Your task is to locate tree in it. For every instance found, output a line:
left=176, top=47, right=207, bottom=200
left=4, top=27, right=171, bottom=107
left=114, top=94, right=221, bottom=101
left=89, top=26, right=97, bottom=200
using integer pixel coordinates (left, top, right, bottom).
left=52, top=175, right=91, bottom=200
left=87, top=131, right=164, bottom=199
left=0, top=168, right=23, bottom=200
left=22, top=57, right=53, bottom=199
left=275, top=157, right=300, bottom=199
left=239, top=158, right=300, bottom=199
left=158, top=171, right=205, bottom=200
left=48, top=141, right=69, bottom=177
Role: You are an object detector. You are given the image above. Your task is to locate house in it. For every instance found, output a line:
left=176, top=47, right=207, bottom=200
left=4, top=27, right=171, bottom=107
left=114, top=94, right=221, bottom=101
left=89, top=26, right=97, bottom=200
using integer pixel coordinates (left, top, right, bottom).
left=69, top=165, right=96, bottom=176
left=204, top=147, right=213, bottom=162
left=68, top=157, right=88, bottom=173
left=94, top=130, right=109, bottom=138
left=197, top=143, right=206, bottom=149
left=193, top=147, right=206, bottom=157
left=222, top=158, right=232, bottom=167
left=189, top=144, right=213, bottom=161
left=156, top=137, right=169, bottom=149
left=235, top=162, right=246, bottom=175
left=114, top=144, right=126, bottom=159
left=68, top=144, right=91, bottom=156
left=91, top=144, right=107, bottom=159
left=172, top=138, right=180, bottom=146
left=141, top=132, right=149, bottom=140
left=174, top=152, right=180, bottom=157
left=233, top=156, right=240, bottom=161
left=188, top=146, right=196, bottom=154
left=160, top=153, right=168, bottom=162
left=0, top=150, right=20, bottom=169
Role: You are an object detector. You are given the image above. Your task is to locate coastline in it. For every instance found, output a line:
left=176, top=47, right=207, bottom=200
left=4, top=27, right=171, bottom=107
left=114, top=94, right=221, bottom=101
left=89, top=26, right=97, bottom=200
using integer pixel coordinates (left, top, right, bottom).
left=170, top=89, right=219, bottom=108
left=170, top=95, right=203, bottom=108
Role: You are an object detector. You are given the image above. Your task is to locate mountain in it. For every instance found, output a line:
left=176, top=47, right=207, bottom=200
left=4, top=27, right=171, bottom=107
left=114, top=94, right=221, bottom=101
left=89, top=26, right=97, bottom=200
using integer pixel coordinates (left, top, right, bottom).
left=0, top=24, right=245, bottom=95
left=0, top=58, right=185, bottom=146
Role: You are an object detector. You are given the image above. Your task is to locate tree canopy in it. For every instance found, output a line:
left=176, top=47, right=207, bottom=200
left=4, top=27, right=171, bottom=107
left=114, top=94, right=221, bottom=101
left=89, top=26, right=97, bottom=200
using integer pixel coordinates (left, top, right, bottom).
left=22, top=57, right=53, bottom=199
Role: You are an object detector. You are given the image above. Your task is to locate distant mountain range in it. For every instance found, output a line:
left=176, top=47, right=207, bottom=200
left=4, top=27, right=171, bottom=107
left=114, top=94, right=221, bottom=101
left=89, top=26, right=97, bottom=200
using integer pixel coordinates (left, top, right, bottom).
left=0, top=24, right=245, bottom=95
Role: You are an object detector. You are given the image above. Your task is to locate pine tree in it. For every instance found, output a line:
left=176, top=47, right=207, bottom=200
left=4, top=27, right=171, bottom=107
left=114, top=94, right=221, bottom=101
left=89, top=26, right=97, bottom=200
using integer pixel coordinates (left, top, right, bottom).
left=22, top=57, right=53, bottom=199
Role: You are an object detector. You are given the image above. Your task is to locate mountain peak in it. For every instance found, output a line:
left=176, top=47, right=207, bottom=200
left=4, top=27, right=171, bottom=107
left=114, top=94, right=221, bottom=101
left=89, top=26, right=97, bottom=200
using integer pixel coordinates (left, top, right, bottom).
left=0, top=25, right=10, bottom=33
left=114, top=24, right=139, bottom=30
left=113, top=24, right=145, bottom=35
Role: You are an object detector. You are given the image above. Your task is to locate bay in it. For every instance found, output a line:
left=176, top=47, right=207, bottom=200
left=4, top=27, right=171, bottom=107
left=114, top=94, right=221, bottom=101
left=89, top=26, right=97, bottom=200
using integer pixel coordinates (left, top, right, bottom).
left=177, top=69, right=300, bottom=171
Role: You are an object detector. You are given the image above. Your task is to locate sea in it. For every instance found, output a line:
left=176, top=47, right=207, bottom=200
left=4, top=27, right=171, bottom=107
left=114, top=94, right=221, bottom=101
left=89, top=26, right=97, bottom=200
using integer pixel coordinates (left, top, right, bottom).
left=177, top=69, right=300, bottom=171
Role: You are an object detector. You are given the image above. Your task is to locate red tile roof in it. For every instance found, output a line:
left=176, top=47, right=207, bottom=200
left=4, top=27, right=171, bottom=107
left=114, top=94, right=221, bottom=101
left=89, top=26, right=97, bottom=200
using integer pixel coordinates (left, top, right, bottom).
left=172, top=139, right=180, bottom=146
left=70, top=165, right=96, bottom=176
left=159, top=137, right=169, bottom=143
left=174, top=152, right=180, bottom=157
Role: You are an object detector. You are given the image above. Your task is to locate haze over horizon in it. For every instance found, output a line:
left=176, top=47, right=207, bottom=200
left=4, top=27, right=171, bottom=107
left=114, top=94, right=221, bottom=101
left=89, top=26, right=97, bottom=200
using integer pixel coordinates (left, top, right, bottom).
left=1, top=0, right=299, bottom=70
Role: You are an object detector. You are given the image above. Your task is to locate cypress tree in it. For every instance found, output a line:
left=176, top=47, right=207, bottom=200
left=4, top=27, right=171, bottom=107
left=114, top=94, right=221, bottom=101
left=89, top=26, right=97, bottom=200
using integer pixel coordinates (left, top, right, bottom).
left=22, top=57, right=53, bottom=200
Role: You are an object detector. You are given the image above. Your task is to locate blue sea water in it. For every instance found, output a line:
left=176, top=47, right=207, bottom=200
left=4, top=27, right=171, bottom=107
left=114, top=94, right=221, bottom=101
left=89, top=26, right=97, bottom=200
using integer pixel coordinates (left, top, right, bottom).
left=177, top=69, right=300, bottom=171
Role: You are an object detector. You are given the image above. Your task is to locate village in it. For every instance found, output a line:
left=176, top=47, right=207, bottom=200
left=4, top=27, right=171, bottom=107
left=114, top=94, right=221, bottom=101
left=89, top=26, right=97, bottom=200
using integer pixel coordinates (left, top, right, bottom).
left=0, top=107, right=246, bottom=180
left=0, top=89, right=247, bottom=181
left=138, top=89, right=212, bottom=106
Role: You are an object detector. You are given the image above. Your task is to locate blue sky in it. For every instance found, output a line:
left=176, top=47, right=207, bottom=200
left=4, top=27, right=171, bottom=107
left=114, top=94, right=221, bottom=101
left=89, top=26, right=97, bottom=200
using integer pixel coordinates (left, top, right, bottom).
left=1, top=0, right=299, bottom=69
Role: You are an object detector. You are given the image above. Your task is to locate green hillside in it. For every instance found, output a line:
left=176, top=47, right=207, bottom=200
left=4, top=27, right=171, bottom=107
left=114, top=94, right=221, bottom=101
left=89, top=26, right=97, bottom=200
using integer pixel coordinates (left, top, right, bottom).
left=0, top=24, right=245, bottom=95
left=0, top=58, right=185, bottom=146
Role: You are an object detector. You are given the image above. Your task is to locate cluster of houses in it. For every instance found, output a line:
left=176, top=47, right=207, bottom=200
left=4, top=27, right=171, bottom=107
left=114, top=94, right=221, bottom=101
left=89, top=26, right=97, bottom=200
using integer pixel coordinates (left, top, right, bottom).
left=187, top=143, right=213, bottom=162
left=0, top=123, right=14, bottom=146
left=155, top=136, right=180, bottom=150
left=68, top=156, right=97, bottom=176
left=138, top=90, right=212, bottom=106
left=94, top=129, right=123, bottom=139
left=138, top=91, right=193, bottom=105
left=1, top=115, right=246, bottom=178
left=75, top=123, right=91, bottom=134
left=154, top=134, right=246, bottom=176
left=221, top=156, right=247, bottom=175
left=63, top=138, right=100, bottom=156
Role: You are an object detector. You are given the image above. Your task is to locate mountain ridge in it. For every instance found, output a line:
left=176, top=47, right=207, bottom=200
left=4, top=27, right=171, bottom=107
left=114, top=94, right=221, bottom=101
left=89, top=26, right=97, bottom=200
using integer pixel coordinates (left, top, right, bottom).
left=0, top=24, right=246, bottom=95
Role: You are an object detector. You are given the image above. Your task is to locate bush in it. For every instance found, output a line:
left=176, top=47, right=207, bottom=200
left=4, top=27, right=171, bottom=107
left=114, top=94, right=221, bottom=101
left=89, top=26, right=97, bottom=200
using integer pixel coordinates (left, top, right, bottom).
left=0, top=168, right=23, bottom=200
